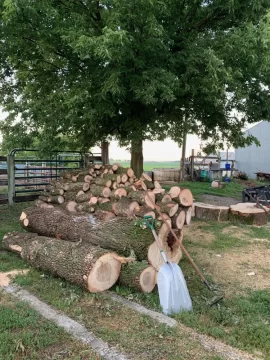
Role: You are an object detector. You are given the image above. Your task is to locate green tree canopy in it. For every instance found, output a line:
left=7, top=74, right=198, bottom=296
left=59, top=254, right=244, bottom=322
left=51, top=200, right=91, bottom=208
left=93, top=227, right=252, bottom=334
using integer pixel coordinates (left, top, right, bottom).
left=1, top=0, right=270, bottom=173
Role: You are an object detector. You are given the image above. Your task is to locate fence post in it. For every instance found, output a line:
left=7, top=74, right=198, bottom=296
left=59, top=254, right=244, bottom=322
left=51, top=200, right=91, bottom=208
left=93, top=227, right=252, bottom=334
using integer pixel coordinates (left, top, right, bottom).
left=7, top=154, right=15, bottom=205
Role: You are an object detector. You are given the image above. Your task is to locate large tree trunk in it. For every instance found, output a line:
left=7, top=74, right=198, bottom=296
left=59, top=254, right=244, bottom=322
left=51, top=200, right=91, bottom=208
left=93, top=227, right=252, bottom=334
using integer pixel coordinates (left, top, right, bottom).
left=2, top=232, right=126, bottom=293
left=119, top=262, right=157, bottom=293
left=131, top=139, right=143, bottom=178
left=101, top=141, right=109, bottom=165
left=20, top=208, right=156, bottom=260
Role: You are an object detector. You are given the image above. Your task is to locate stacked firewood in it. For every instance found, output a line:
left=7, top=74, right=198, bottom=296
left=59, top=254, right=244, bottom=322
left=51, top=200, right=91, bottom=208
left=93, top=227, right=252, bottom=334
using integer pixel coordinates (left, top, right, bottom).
left=2, top=164, right=194, bottom=294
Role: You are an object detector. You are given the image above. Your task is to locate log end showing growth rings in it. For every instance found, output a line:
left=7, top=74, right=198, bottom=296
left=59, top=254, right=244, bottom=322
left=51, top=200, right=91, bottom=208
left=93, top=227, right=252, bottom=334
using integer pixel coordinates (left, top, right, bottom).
left=87, top=253, right=122, bottom=292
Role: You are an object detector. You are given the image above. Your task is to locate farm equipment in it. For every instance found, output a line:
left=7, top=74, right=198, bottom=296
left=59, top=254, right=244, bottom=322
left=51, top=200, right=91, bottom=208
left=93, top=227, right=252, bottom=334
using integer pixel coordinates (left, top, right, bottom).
left=243, top=185, right=270, bottom=207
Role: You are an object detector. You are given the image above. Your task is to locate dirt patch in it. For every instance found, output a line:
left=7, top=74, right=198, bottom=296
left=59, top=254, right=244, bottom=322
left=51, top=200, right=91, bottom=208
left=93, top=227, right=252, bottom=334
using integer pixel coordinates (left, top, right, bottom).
left=0, top=269, right=29, bottom=286
left=199, top=194, right=239, bottom=207
left=196, top=244, right=270, bottom=293
left=184, top=222, right=216, bottom=244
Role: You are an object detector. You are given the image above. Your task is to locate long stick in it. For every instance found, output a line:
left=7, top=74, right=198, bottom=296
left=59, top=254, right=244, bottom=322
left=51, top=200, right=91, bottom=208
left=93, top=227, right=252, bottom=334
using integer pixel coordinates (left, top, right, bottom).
left=145, top=192, right=211, bottom=290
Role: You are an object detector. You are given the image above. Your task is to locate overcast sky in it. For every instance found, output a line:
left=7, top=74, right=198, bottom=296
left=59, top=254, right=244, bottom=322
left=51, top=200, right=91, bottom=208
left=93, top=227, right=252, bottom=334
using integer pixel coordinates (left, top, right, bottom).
left=92, top=135, right=202, bottom=161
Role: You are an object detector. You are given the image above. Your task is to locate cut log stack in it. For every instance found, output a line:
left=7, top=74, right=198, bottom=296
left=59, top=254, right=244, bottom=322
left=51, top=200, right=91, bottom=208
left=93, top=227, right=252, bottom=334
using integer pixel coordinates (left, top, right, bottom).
left=2, top=164, right=194, bottom=294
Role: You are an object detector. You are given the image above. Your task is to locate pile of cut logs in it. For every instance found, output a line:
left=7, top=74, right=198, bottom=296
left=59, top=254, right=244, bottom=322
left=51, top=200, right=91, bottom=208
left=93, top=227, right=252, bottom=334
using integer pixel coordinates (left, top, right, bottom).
left=2, top=164, right=194, bottom=294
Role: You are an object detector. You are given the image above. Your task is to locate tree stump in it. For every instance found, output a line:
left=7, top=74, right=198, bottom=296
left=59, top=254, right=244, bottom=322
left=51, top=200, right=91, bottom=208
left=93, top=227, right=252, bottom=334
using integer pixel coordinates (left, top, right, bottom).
left=229, top=203, right=269, bottom=226
left=195, top=202, right=229, bottom=221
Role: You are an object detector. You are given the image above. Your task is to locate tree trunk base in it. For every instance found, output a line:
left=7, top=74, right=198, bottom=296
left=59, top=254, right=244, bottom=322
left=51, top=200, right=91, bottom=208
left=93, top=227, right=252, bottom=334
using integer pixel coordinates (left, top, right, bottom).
left=229, top=203, right=268, bottom=226
left=195, top=202, right=229, bottom=222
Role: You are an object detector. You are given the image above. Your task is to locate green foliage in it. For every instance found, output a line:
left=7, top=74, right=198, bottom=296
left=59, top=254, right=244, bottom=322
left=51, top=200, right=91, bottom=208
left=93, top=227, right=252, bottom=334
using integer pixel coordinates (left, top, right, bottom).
left=1, top=0, right=270, bottom=154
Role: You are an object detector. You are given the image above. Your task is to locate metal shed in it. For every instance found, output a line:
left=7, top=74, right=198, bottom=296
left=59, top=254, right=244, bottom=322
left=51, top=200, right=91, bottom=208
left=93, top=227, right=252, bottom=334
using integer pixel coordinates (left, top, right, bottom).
left=235, top=121, right=270, bottom=179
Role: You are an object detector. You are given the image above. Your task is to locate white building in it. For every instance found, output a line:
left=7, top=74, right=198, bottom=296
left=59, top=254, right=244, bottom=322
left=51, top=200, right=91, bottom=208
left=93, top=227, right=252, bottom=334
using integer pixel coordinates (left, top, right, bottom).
left=235, top=121, right=270, bottom=179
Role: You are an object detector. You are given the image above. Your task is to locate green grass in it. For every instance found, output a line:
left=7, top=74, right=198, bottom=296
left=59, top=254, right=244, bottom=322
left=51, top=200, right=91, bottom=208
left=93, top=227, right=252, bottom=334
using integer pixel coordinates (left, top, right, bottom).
left=0, top=203, right=31, bottom=271
left=13, top=270, right=221, bottom=360
left=163, top=180, right=245, bottom=200
left=115, top=160, right=180, bottom=171
left=114, top=253, right=270, bottom=358
left=185, top=220, right=253, bottom=251
left=0, top=291, right=99, bottom=360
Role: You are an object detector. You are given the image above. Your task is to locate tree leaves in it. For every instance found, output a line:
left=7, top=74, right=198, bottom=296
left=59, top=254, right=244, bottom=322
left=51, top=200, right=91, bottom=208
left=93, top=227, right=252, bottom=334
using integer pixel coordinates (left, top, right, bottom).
left=0, top=0, right=270, bottom=154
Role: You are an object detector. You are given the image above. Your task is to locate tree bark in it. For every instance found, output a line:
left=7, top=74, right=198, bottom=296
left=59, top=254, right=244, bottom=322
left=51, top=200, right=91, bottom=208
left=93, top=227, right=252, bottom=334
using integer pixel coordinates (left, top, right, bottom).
left=112, top=198, right=139, bottom=217
left=119, top=262, right=157, bottom=293
left=195, top=202, right=229, bottom=222
left=171, top=209, right=186, bottom=229
left=128, top=190, right=155, bottom=209
left=156, top=201, right=179, bottom=217
left=101, top=141, right=109, bottom=165
left=131, top=139, right=143, bottom=178
left=2, top=232, right=124, bottom=293
left=19, top=208, right=155, bottom=260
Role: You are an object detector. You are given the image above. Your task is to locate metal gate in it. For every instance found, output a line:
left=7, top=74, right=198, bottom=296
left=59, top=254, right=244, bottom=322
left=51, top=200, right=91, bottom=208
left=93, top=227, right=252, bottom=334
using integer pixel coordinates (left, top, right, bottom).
left=8, top=149, right=86, bottom=204
left=1, top=149, right=103, bottom=205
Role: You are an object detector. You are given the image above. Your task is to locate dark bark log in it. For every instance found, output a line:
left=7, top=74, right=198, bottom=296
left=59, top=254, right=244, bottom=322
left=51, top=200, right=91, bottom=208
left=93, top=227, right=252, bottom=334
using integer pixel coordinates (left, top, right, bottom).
left=112, top=198, right=139, bottom=217
left=128, top=190, right=155, bottom=209
left=2, top=232, right=123, bottom=293
left=156, top=201, right=179, bottom=217
left=50, top=188, right=64, bottom=196
left=119, top=262, right=157, bottom=293
left=143, top=180, right=155, bottom=190
left=19, top=208, right=156, bottom=260
left=94, top=177, right=112, bottom=188
left=90, top=184, right=111, bottom=198
left=76, top=192, right=92, bottom=203
left=171, top=209, right=186, bottom=229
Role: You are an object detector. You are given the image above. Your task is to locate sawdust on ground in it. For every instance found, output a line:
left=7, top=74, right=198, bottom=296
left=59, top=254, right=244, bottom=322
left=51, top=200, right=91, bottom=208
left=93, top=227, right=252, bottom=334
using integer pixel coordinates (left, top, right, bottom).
left=0, top=269, right=29, bottom=286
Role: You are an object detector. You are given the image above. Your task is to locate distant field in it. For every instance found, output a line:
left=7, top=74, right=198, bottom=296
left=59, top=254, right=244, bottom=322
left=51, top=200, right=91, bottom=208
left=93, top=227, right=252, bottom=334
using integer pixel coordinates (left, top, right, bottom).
left=112, top=160, right=180, bottom=171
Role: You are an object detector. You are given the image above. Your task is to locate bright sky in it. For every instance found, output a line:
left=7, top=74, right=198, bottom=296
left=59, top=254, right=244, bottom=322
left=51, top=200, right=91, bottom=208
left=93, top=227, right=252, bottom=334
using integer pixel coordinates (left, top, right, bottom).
left=92, top=135, right=202, bottom=161
left=1, top=108, right=247, bottom=160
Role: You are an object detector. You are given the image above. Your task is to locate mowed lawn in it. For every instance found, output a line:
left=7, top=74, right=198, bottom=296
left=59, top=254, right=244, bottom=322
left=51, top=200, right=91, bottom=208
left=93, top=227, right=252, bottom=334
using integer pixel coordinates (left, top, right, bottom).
left=1, top=180, right=270, bottom=359
left=115, top=160, right=180, bottom=171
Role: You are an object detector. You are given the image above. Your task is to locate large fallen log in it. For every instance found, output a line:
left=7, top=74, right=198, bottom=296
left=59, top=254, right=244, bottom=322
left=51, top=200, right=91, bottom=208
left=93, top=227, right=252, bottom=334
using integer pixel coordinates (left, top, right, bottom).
left=19, top=208, right=161, bottom=260
left=119, top=262, right=157, bottom=293
left=2, top=232, right=131, bottom=293
left=194, top=202, right=229, bottom=222
left=229, top=203, right=269, bottom=226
